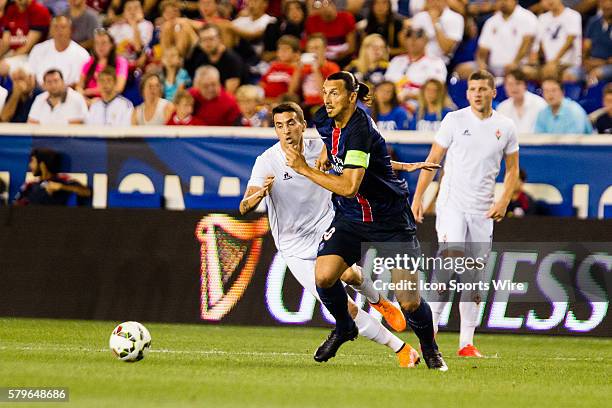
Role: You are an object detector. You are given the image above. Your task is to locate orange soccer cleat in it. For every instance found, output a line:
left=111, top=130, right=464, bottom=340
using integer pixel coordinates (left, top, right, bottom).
left=396, top=344, right=420, bottom=368
left=370, top=297, right=407, bottom=332
left=457, top=344, right=483, bottom=358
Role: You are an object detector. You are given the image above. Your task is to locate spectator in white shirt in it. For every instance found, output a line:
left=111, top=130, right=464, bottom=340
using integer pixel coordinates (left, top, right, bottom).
left=497, top=69, right=548, bottom=134
left=27, top=16, right=91, bottom=87
left=221, top=0, right=276, bottom=57
left=410, top=0, right=464, bottom=63
left=385, top=26, right=448, bottom=103
left=27, top=69, right=88, bottom=125
left=528, top=0, right=582, bottom=81
left=86, top=67, right=133, bottom=126
left=455, top=0, right=538, bottom=79
left=108, top=0, right=154, bottom=70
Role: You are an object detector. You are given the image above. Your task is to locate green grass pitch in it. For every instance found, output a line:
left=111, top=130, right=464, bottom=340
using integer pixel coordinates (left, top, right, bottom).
left=0, top=318, right=609, bottom=407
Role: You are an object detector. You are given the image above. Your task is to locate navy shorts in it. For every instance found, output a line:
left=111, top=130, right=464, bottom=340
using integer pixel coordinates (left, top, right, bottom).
left=317, top=213, right=419, bottom=267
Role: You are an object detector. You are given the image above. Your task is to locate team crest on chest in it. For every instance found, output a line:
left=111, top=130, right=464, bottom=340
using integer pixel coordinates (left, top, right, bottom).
left=495, top=129, right=502, bottom=140
left=283, top=172, right=293, bottom=180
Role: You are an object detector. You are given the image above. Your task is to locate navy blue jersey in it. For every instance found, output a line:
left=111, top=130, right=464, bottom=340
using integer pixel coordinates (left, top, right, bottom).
left=314, top=106, right=416, bottom=228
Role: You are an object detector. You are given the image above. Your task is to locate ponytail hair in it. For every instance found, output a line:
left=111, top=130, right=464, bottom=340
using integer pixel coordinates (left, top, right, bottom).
left=327, top=71, right=372, bottom=106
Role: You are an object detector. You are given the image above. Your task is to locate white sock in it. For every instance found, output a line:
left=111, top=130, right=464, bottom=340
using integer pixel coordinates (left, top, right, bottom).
left=354, top=308, right=404, bottom=352
left=429, top=301, right=448, bottom=334
left=350, top=265, right=381, bottom=304
left=459, top=301, right=479, bottom=348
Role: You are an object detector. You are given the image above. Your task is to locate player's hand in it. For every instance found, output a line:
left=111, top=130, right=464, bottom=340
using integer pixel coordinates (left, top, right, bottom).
left=314, top=158, right=331, bottom=172
left=486, top=200, right=509, bottom=222
left=44, top=181, right=63, bottom=195
left=260, top=176, right=274, bottom=197
left=285, top=144, right=309, bottom=175
left=401, top=162, right=441, bottom=172
left=411, top=199, right=424, bottom=223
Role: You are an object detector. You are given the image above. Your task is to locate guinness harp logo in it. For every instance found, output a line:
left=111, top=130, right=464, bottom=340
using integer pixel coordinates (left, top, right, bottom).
left=195, top=214, right=269, bottom=321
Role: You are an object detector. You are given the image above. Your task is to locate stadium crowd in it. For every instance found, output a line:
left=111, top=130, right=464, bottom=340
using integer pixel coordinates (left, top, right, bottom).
left=0, top=0, right=609, bottom=133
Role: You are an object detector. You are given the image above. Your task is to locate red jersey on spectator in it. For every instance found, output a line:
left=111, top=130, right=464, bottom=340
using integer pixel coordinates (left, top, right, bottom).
left=166, top=112, right=205, bottom=126
left=0, top=0, right=51, bottom=51
left=189, top=87, right=241, bottom=126
left=87, top=0, right=111, bottom=13
left=260, top=62, right=296, bottom=99
left=301, top=61, right=340, bottom=106
left=305, top=11, right=355, bottom=58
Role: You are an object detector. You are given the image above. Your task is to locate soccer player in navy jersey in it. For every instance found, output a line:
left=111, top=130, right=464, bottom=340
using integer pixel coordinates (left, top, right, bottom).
left=285, top=71, right=448, bottom=370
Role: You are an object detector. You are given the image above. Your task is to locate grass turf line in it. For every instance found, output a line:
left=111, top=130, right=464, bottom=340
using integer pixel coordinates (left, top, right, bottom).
left=0, top=318, right=609, bottom=408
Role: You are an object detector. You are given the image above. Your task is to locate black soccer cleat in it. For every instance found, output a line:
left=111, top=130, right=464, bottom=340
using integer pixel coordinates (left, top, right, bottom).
left=422, top=349, right=448, bottom=371
left=314, top=324, right=359, bottom=363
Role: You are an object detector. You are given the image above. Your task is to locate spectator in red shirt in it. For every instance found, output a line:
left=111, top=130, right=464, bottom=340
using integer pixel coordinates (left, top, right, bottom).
left=0, top=0, right=51, bottom=74
left=289, top=34, right=340, bottom=117
left=188, top=65, right=240, bottom=126
left=305, top=0, right=356, bottom=67
left=166, top=89, right=204, bottom=125
left=260, top=35, right=300, bottom=101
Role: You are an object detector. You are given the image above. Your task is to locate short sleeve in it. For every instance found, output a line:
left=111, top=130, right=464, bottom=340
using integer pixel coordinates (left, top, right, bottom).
left=477, top=19, right=493, bottom=49
left=139, top=20, right=154, bottom=47
left=115, top=56, right=129, bottom=78
left=504, top=122, right=519, bottom=154
left=433, top=113, right=454, bottom=148
left=27, top=95, right=44, bottom=121
left=29, top=4, right=51, bottom=30
left=344, top=114, right=373, bottom=168
left=567, top=12, right=582, bottom=36
left=247, top=155, right=271, bottom=188
left=0, top=86, right=7, bottom=112
left=445, top=13, right=464, bottom=42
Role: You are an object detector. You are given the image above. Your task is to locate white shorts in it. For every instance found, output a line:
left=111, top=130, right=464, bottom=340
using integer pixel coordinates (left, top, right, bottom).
left=283, top=254, right=320, bottom=302
left=435, top=205, right=493, bottom=260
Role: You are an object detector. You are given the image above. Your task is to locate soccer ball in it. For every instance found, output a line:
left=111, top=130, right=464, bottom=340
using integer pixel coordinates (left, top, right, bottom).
left=109, top=321, right=151, bottom=362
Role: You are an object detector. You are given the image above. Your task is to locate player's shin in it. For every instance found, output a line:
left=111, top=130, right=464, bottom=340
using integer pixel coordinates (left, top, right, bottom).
left=459, top=297, right=479, bottom=349
left=345, top=265, right=380, bottom=304
left=354, top=308, right=403, bottom=352
left=316, top=280, right=355, bottom=332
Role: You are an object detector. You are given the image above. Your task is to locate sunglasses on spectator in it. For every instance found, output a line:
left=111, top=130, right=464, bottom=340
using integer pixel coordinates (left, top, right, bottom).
left=94, top=28, right=108, bottom=35
left=405, top=28, right=425, bottom=38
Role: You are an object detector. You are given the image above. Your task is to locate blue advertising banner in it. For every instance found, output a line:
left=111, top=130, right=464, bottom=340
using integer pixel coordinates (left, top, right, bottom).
left=0, top=133, right=611, bottom=217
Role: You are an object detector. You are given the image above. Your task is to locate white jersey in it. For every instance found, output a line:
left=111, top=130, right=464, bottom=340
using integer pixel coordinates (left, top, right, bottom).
left=434, top=107, right=519, bottom=214
left=535, top=8, right=582, bottom=67
left=247, top=139, right=334, bottom=258
left=478, top=6, right=538, bottom=70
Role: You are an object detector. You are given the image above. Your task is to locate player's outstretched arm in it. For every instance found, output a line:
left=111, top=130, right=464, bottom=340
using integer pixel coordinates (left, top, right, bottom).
left=486, top=151, right=519, bottom=222
left=239, top=176, right=274, bottom=215
left=285, top=145, right=365, bottom=198
left=411, top=143, right=447, bottom=223
left=391, top=161, right=441, bottom=173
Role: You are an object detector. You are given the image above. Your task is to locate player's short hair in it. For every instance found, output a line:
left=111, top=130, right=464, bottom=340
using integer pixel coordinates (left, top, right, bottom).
left=159, top=0, right=179, bottom=13
left=235, top=85, right=264, bottom=102
left=277, top=35, right=300, bottom=52
left=98, top=66, right=116, bottom=80
left=31, top=148, right=61, bottom=174
left=173, top=89, right=194, bottom=105
left=199, top=23, right=221, bottom=37
left=43, top=69, right=63, bottom=81
left=327, top=71, right=371, bottom=105
left=306, top=33, right=328, bottom=47
left=139, top=72, right=162, bottom=96
left=468, top=70, right=495, bottom=89
left=541, top=76, right=563, bottom=90
left=605, top=82, right=612, bottom=96
left=505, top=68, right=527, bottom=83
left=271, top=102, right=305, bottom=124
